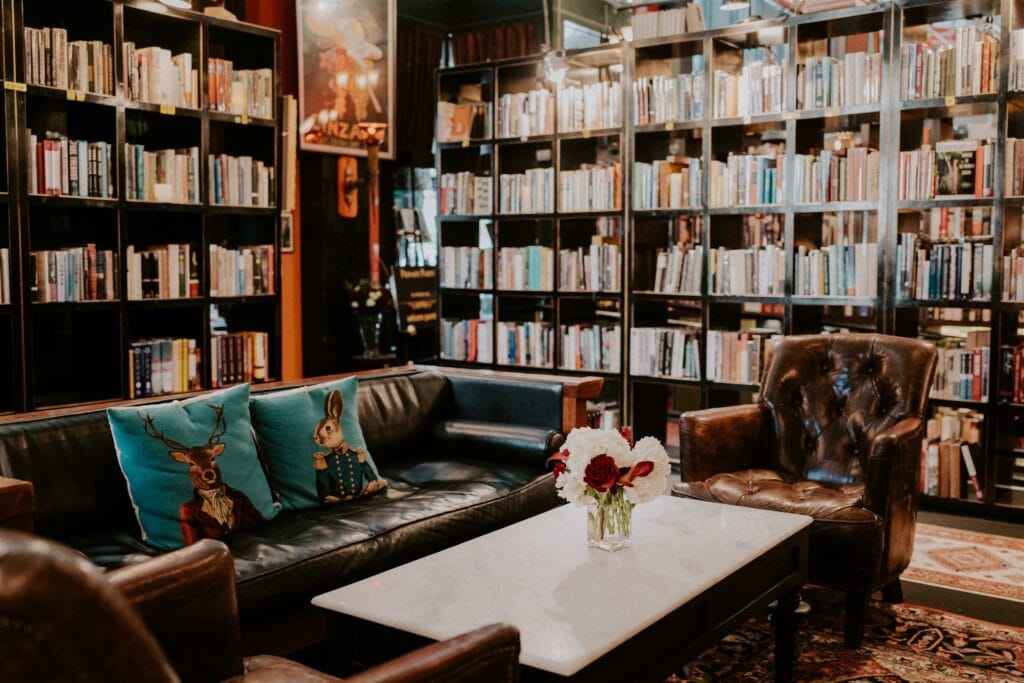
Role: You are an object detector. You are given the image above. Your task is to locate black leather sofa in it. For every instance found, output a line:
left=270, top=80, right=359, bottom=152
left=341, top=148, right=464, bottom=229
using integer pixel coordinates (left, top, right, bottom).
left=0, top=366, right=601, bottom=653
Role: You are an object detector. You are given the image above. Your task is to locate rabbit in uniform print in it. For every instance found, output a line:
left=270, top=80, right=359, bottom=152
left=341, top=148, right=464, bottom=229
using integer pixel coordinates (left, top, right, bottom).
left=313, top=389, right=386, bottom=503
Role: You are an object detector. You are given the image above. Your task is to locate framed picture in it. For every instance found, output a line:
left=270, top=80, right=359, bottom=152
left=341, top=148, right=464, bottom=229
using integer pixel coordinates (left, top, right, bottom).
left=281, top=212, right=295, bottom=253
left=296, top=0, right=395, bottom=158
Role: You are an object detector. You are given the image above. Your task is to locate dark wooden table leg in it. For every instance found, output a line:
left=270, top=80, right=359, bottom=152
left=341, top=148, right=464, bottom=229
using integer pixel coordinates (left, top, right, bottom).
left=772, top=588, right=800, bottom=683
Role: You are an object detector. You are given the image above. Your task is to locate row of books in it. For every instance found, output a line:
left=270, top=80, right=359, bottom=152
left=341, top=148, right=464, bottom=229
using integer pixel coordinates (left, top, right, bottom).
left=712, top=51, right=786, bottom=119
left=705, top=328, right=779, bottom=385
left=208, top=154, right=275, bottom=207
left=1010, top=29, right=1024, bottom=92
left=560, top=323, right=621, bottom=372
left=208, top=245, right=276, bottom=298
left=793, top=242, right=879, bottom=298
left=1005, top=138, right=1024, bottom=197
left=558, top=162, right=622, bottom=212
left=125, top=145, right=201, bottom=204
left=0, top=249, right=9, bottom=305
left=999, top=341, right=1024, bottom=403
left=632, top=71, right=704, bottom=128
left=919, top=207, right=990, bottom=240
left=895, top=233, right=994, bottom=301
left=496, top=89, right=553, bottom=139
left=630, top=3, right=705, bottom=40
left=27, top=131, right=114, bottom=199
left=630, top=327, right=700, bottom=380
left=796, top=51, right=882, bottom=110
left=633, top=158, right=702, bottom=210
left=791, top=148, right=880, bottom=204
left=30, top=246, right=118, bottom=303
left=897, top=140, right=995, bottom=200
left=126, top=243, right=200, bottom=300
left=210, top=331, right=270, bottom=387
left=206, top=59, right=274, bottom=119
left=498, top=169, right=554, bottom=214
left=24, top=27, right=113, bottom=94
left=129, top=338, right=202, bottom=398
left=921, top=407, right=984, bottom=500
left=652, top=244, right=703, bottom=294
left=709, top=246, right=786, bottom=297
left=437, top=101, right=492, bottom=142
left=709, top=152, right=784, bottom=207
left=441, top=318, right=494, bottom=363
left=439, top=246, right=493, bottom=289
left=123, top=43, right=199, bottom=108
left=560, top=240, right=621, bottom=292
left=497, top=321, right=553, bottom=368
left=1002, top=248, right=1024, bottom=302
left=933, top=331, right=990, bottom=402
left=440, top=172, right=492, bottom=216
left=557, top=81, right=622, bottom=132
left=496, top=246, right=554, bottom=291
left=900, top=23, right=999, bottom=101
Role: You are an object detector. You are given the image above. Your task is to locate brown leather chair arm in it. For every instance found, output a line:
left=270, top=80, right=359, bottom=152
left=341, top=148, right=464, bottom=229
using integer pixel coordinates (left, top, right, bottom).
left=108, top=539, right=245, bottom=683
left=0, top=477, right=34, bottom=532
left=346, top=624, right=521, bottom=683
left=679, top=404, right=771, bottom=482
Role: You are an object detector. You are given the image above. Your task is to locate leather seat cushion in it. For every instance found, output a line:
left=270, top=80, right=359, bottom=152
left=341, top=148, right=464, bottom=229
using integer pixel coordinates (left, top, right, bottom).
left=677, top=469, right=879, bottom=523
left=67, top=456, right=559, bottom=619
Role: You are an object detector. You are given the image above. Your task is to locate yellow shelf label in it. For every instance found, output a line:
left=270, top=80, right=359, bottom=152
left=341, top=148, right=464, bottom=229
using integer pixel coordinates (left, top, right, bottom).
left=159, top=103, right=176, bottom=115
left=664, top=121, right=675, bottom=131
left=783, top=110, right=798, bottom=120
left=825, top=107, right=839, bottom=117
left=4, top=81, right=26, bottom=92
left=241, top=114, right=250, bottom=125
left=461, top=139, right=470, bottom=148
left=582, top=129, right=592, bottom=138
left=67, top=89, right=85, bottom=101
left=945, top=95, right=956, bottom=107
left=742, top=116, right=752, bottom=125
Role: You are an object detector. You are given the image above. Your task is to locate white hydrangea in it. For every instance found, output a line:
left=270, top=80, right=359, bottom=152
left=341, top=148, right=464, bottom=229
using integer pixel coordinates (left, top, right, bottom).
left=622, top=436, right=671, bottom=504
left=562, top=427, right=630, bottom=474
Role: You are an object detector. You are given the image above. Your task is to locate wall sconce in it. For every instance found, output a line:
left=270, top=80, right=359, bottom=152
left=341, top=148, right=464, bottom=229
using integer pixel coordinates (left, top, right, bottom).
left=336, top=123, right=389, bottom=283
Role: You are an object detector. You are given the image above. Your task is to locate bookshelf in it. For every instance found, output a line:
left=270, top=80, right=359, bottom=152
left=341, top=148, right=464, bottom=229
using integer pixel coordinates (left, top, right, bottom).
left=436, top=0, right=1024, bottom=520
left=3, top=0, right=281, bottom=412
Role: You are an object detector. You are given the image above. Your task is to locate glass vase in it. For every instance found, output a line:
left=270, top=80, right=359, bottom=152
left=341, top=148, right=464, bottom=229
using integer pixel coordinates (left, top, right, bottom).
left=587, top=492, right=634, bottom=552
left=358, top=313, right=382, bottom=356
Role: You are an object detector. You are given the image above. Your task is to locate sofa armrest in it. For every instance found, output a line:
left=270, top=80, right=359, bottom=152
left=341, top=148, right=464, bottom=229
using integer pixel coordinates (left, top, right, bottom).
left=433, top=420, right=564, bottom=466
left=0, top=477, right=34, bottom=532
left=864, top=417, right=924, bottom=578
left=346, top=624, right=520, bottom=683
left=678, top=404, right=771, bottom=482
left=108, top=539, right=245, bottom=683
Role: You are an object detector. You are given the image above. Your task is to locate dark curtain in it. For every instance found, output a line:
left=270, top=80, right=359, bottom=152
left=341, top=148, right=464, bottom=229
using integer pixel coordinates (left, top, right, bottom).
left=451, top=22, right=537, bottom=65
left=396, top=22, right=443, bottom=168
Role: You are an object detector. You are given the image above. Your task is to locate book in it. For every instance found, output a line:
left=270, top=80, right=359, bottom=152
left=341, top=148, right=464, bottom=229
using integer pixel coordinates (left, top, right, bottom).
left=921, top=407, right=983, bottom=499
left=558, top=80, right=622, bottom=132
left=124, top=145, right=200, bottom=203
left=210, top=331, right=269, bottom=387
left=439, top=246, right=493, bottom=289
left=797, top=40, right=882, bottom=110
left=208, top=154, right=275, bottom=207
left=24, top=27, right=114, bottom=95
left=128, top=338, right=201, bottom=398
left=897, top=140, right=994, bottom=200
left=631, top=3, right=704, bottom=40
left=123, top=42, right=198, bottom=108
left=497, top=321, right=554, bottom=368
left=497, top=246, right=554, bottom=291
left=901, top=21, right=999, bottom=100
left=441, top=318, right=493, bottom=363
left=705, top=329, right=781, bottom=385
left=709, top=145, right=785, bottom=207
left=896, top=233, right=992, bottom=301
left=712, top=46, right=787, bottom=119
left=498, top=168, right=554, bottom=214
left=496, top=88, right=552, bottom=138
left=126, top=243, right=197, bottom=300
left=0, top=248, right=9, bottom=305
left=560, top=238, right=621, bottom=293
left=207, top=58, right=274, bottom=118
left=439, top=172, right=492, bottom=215
left=633, top=158, right=702, bottom=210
left=26, top=130, right=114, bottom=199
left=558, top=161, right=621, bottom=212
left=931, top=331, right=990, bottom=402
left=560, top=323, right=621, bottom=372
left=208, top=245, right=276, bottom=297
left=630, top=327, right=700, bottom=379
left=30, top=246, right=117, bottom=302
left=631, top=64, right=704, bottom=126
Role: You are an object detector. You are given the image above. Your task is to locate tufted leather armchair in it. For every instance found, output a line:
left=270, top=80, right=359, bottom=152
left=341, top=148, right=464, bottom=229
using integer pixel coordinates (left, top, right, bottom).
left=673, top=334, right=937, bottom=648
left=0, top=528, right=521, bottom=683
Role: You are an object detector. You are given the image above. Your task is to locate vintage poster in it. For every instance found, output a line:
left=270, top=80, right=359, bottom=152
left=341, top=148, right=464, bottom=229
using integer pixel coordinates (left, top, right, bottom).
left=296, top=0, right=395, bottom=157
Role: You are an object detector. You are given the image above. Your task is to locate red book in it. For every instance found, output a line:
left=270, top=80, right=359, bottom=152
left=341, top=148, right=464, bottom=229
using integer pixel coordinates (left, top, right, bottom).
left=972, top=348, right=983, bottom=402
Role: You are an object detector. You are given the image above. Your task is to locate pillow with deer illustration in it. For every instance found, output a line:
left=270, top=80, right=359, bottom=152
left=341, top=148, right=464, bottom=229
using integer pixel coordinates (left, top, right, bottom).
left=107, top=383, right=279, bottom=550
left=249, top=376, right=386, bottom=510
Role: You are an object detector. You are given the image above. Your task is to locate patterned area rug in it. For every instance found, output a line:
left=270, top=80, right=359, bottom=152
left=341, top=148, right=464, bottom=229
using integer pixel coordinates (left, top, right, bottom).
left=672, top=587, right=1024, bottom=682
left=904, top=524, right=1024, bottom=603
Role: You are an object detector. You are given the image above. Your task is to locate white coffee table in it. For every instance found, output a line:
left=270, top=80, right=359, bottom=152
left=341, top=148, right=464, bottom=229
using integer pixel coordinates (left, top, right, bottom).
left=313, top=496, right=812, bottom=682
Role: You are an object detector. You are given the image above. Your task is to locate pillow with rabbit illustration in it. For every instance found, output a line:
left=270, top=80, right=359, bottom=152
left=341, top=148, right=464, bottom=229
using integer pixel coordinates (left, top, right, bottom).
left=249, top=376, right=386, bottom=510
left=107, top=383, right=280, bottom=551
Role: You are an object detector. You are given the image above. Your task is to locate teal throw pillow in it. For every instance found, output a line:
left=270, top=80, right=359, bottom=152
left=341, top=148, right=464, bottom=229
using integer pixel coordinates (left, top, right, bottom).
left=249, top=376, right=386, bottom=510
left=107, top=383, right=279, bottom=550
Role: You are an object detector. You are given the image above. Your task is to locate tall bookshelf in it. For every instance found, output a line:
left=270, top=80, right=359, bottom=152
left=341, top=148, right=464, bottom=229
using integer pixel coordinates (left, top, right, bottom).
left=436, top=0, right=1024, bottom=521
left=2, top=0, right=282, bottom=413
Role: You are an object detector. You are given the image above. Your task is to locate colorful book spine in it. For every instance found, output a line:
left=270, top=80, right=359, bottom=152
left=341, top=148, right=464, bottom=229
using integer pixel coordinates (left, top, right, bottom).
left=496, top=321, right=554, bottom=368
left=932, top=331, right=990, bottom=402
left=900, top=22, right=999, bottom=100
left=24, top=27, right=114, bottom=95
left=123, top=42, right=198, bottom=108
left=496, top=88, right=553, bottom=138
left=559, top=241, right=621, bottom=292
left=440, top=318, right=493, bottom=363
left=631, top=67, right=704, bottom=126
left=497, top=246, right=554, bottom=291
left=498, top=169, right=554, bottom=214
left=558, top=162, right=621, bottom=212
left=208, top=244, right=276, bottom=297
left=705, top=329, right=780, bottom=385
left=207, top=154, right=275, bottom=207
left=128, top=338, right=201, bottom=398
left=560, top=323, right=621, bottom=372
left=558, top=80, right=622, bottom=132
left=26, top=130, right=114, bottom=198
left=210, top=331, right=269, bottom=387
left=652, top=244, right=703, bottom=294
left=439, top=246, right=493, bottom=289
left=895, top=233, right=993, bottom=301
left=439, top=172, right=492, bottom=215
left=630, top=327, right=700, bottom=379
left=709, top=245, right=786, bottom=296
left=126, top=243, right=200, bottom=301
left=124, top=144, right=200, bottom=203
left=633, top=158, right=702, bottom=210
left=31, top=245, right=118, bottom=302
left=207, top=58, right=274, bottom=118
left=709, top=151, right=784, bottom=207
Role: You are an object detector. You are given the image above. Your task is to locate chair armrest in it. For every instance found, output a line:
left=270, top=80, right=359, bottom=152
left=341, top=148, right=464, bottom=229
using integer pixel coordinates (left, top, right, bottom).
left=107, top=539, right=245, bottom=683
left=0, top=477, right=34, bottom=532
left=679, top=404, right=771, bottom=482
left=433, top=420, right=565, bottom=466
left=346, top=624, right=520, bottom=683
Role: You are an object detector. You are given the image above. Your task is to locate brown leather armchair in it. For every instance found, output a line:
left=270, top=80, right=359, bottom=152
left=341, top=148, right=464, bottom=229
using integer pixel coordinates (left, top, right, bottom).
left=673, top=334, right=937, bottom=648
left=0, top=528, right=520, bottom=683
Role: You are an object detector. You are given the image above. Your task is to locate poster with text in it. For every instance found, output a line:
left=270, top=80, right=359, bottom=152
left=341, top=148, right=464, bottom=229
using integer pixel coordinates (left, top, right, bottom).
left=297, top=0, right=394, bottom=157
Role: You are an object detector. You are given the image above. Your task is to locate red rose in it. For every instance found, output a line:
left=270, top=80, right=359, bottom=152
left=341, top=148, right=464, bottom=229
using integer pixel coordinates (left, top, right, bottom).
left=584, top=454, right=620, bottom=493
left=546, top=449, right=570, bottom=480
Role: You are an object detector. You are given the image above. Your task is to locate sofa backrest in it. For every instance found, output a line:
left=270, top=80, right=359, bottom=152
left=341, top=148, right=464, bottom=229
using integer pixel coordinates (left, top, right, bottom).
left=0, top=369, right=453, bottom=540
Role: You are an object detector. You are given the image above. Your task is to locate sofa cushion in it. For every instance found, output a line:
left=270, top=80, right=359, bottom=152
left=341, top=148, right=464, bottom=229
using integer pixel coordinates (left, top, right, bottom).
left=354, top=371, right=452, bottom=463
left=431, top=420, right=564, bottom=466
left=107, top=384, right=279, bottom=550
left=251, top=377, right=385, bottom=510
left=675, top=469, right=879, bottom=522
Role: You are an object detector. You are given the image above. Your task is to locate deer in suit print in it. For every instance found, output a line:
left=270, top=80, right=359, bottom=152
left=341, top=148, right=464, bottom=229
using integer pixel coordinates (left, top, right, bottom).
left=142, top=405, right=265, bottom=544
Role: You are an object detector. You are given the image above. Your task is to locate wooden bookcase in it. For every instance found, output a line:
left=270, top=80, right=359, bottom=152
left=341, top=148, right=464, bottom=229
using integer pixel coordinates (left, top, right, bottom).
left=1, top=0, right=281, bottom=413
left=436, top=0, right=1024, bottom=521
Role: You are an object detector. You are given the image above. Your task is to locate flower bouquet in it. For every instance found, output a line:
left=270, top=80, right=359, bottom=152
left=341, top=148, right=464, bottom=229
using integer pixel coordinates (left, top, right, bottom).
left=345, top=278, right=393, bottom=355
left=547, top=427, right=670, bottom=551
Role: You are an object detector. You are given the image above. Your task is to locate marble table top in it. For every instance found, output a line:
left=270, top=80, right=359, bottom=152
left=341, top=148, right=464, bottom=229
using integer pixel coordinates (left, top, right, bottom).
left=313, top=496, right=812, bottom=677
